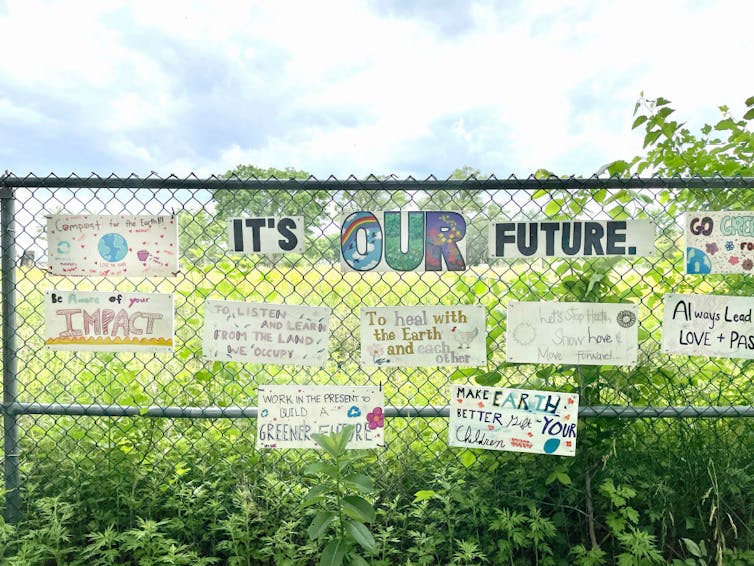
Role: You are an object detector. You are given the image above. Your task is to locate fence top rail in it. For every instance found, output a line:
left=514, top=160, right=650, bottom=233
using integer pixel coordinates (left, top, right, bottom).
left=3, top=174, right=754, bottom=191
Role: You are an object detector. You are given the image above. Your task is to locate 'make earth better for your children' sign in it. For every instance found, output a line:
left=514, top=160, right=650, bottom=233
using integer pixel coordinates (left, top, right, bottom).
left=449, top=384, right=579, bottom=456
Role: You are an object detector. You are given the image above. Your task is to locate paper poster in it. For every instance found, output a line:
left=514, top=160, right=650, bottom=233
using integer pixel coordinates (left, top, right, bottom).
left=203, top=300, right=330, bottom=366
left=685, top=211, right=754, bottom=274
left=506, top=302, right=638, bottom=365
left=450, top=385, right=579, bottom=456
left=361, top=305, right=486, bottom=367
left=489, top=219, right=655, bottom=259
left=257, top=385, right=385, bottom=449
left=47, top=214, right=178, bottom=277
left=45, top=290, right=173, bottom=352
left=340, top=211, right=468, bottom=272
left=662, top=293, right=754, bottom=359
left=227, top=216, right=304, bottom=254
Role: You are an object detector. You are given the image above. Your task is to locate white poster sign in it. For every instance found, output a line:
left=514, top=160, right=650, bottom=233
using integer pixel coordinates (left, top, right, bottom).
left=449, top=384, right=579, bottom=456
left=45, top=290, right=173, bottom=352
left=662, top=293, right=754, bottom=359
left=685, top=211, right=754, bottom=274
left=227, top=216, right=304, bottom=254
left=257, top=385, right=385, bottom=449
left=489, top=219, right=656, bottom=258
left=506, top=302, right=638, bottom=365
left=360, top=305, right=486, bottom=367
left=47, top=214, right=178, bottom=276
left=203, top=300, right=330, bottom=366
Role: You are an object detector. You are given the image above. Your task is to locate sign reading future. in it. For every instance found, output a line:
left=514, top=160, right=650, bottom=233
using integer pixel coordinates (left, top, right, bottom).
left=685, top=211, right=754, bottom=274
left=489, top=219, right=655, bottom=259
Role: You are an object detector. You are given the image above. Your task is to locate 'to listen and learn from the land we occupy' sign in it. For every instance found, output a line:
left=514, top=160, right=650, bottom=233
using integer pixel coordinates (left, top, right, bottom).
left=203, top=300, right=330, bottom=366
left=449, top=384, right=579, bottom=456
left=685, top=211, right=754, bottom=274
left=506, top=302, right=638, bottom=365
left=227, top=216, right=304, bottom=255
left=45, top=290, right=174, bottom=352
left=662, top=293, right=754, bottom=359
left=257, top=385, right=385, bottom=449
left=489, top=220, right=656, bottom=259
left=47, top=214, right=178, bottom=276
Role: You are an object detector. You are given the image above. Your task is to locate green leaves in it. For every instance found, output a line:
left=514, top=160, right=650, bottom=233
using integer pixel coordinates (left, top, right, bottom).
left=308, top=511, right=337, bottom=539
left=344, top=520, right=376, bottom=552
left=342, top=496, right=375, bottom=523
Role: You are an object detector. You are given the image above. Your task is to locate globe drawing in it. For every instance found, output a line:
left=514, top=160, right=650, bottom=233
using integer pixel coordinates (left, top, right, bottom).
left=686, top=247, right=712, bottom=274
left=98, top=233, right=129, bottom=262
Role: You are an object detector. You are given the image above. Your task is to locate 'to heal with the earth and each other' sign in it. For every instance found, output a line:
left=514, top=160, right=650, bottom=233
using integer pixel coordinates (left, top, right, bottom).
left=257, top=385, right=385, bottom=449
left=45, top=290, right=174, bottom=352
left=489, top=219, right=656, bottom=259
left=202, top=300, right=331, bottom=366
left=47, top=214, right=179, bottom=276
left=227, top=216, right=304, bottom=255
left=685, top=211, right=754, bottom=274
left=449, top=384, right=579, bottom=456
left=662, top=293, right=754, bottom=359
left=340, top=210, right=468, bottom=272
left=506, top=301, right=638, bottom=366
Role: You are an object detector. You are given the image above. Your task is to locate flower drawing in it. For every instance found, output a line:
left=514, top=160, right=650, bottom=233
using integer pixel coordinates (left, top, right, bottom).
left=705, top=242, right=719, bottom=255
left=366, top=407, right=384, bottom=430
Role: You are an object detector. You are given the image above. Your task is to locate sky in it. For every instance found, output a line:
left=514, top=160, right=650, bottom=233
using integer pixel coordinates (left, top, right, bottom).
left=1, top=0, right=752, bottom=179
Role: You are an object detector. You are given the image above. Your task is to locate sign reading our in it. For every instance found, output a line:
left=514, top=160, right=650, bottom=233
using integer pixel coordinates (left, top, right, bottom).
left=449, top=385, right=579, bottom=456
left=360, top=305, right=486, bottom=367
left=45, top=290, right=174, bottom=352
left=203, top=300, right=330, bottom=366
left=340, top=211, right=468, bottom=272
left=257, top=385, right=385, bottom=449
left=662, top=293, right=754, bottom=359
left=47, top=214, right=178, bottom=276
left=227, top=216, right=304, bottom=255
left=685, top=211, right=754, bottom=274
left=489, top=220, right=655, bottom=259
left=506, top=301, right=638, bottom=365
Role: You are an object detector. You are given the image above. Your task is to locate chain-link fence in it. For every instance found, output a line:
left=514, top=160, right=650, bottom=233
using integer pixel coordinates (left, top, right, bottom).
left=1, top=174, right=754, bottom=558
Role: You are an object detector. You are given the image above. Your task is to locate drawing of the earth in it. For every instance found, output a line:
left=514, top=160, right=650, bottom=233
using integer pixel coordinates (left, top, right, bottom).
left=98, top=233, right=129, bottom=262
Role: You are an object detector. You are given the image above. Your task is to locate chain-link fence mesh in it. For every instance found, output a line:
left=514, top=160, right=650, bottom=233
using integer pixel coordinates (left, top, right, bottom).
left=2, top=174, right=754, bottom=559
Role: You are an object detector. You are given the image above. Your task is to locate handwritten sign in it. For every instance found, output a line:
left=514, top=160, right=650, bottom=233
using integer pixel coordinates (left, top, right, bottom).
left=203, top=300, right=330, bottom=366
left=361, top=305, right=485, bottom=367
left=506, top=302, right=638, bottom=365
left=489, top=220, right=655, bottom=259
left=340, top=211, right=468, bottom=272
left=47, top=214, right=178, bottom=276
left=227, top=216, right=304, bottom=255
left=662, top=293, right=754, bottom=359
left=450, top=384, right=579, bottom=456
left=45, top=290, right=173, bottom=352
left=685, top=211, right=754, bottom=274
left=257, top=385, right=385, bottom=449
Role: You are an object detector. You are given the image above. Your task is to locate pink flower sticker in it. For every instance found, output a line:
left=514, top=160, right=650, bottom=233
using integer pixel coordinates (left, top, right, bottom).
left=366, top=407, right=384, bottom=430
left=730, top=256, right=740, bottom=265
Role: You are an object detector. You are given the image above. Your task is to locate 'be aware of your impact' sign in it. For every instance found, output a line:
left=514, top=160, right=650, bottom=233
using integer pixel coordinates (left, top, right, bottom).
left=685, top=211, right=754, bottom=274
left=257, top=385, right=385, bottom=449
left=449, top=385, right=579, bottom=456
left=227, top=216, right=305, bottom=255
left=47, top=214, right=178, bottom=276
left=662, top=293, right=754, bottom=359
left=45, top=290, right=174, bottom=352
left=361, top=305, right=486, bottom=367
left=203, top=300, right=331, bottom=366
left=506, top=302, right=638, bottom=365
left=489, top=219, right=655, bottom=259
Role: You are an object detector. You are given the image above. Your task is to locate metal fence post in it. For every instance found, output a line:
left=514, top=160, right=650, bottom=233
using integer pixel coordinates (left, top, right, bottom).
left=1, top=174, right=21, bottom=523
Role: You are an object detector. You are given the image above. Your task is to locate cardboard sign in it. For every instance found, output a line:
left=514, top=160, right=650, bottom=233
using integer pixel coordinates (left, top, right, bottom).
left=47, top=214, right=178, bottom=276
left=506, top=302, right=638, bottom=365
left=340, top=211, right=468, bottom=272
left=361, top=305, right=486, bottom=367
left=227, top=216, right=304, bottom=254
left=449, top=384, right=579, bottom=456
left=203, top=300, right=330, bottom=366
left=45, top=290, right=173, bottom=352
left=257, top=385, right=385, bottom=449
left=489, top=219, right=656, bottom=259
left=685, top=211, right=754, bottom=274
left=662, top=293, right=754, bottom=359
